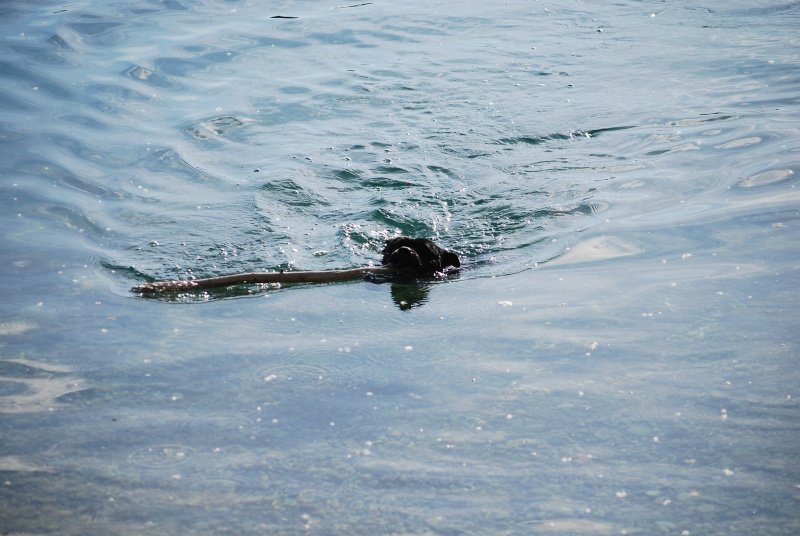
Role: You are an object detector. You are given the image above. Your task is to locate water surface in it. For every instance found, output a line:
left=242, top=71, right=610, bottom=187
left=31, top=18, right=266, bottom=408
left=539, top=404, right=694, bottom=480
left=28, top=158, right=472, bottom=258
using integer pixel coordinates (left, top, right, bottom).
left=1, top=0, right=798, bottom=534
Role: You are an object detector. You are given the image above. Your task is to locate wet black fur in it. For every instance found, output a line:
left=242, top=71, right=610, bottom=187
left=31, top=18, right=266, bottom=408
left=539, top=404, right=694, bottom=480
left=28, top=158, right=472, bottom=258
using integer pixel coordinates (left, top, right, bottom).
left=381, top=237, right=460, bottom=275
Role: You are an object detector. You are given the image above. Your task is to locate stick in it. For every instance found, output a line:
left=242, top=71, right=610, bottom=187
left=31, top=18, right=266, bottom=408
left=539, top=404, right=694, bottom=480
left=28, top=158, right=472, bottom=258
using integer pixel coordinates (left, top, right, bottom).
left=133, top=265, right=398, bottom=293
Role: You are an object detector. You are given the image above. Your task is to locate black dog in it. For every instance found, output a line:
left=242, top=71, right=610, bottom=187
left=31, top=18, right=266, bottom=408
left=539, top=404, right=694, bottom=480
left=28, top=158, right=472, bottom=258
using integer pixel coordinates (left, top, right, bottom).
left=381, top=237, right=460, bottom=275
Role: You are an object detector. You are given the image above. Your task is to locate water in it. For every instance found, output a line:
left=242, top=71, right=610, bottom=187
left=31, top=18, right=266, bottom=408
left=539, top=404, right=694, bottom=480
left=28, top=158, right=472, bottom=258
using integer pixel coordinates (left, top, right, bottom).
left=1, top=0, right=798, bottom=533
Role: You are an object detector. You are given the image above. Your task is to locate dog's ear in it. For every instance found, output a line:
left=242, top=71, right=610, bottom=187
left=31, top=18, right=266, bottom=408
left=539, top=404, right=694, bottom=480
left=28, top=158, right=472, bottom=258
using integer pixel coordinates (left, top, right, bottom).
left=383, top=237, right=403, bottom=250
left=442, top=251, right=460, bottom=269
left=382, top=237, right=407, bottom=265
left=412, top=239, right=441, bottom=267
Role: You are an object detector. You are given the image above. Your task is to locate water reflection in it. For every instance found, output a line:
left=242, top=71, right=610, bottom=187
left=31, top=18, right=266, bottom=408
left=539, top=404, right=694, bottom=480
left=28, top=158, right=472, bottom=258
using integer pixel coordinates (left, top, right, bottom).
left=389, top=282, right=431, bottom=310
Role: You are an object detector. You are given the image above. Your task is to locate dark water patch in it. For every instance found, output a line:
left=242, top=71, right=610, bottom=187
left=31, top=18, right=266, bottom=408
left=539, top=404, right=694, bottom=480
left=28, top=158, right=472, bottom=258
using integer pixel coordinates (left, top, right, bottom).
left=279, top=85, right=311, bottom=95
left=102, top=260, right=153, bottom=286
left=310, top=29, right=362, bottom=46
left=184, top=115, right=252, bottom=145
left=382, top=21, right=448, bottom=37
left=364, top=29, right=413, bottom=43
left=18, top=160, right=124, bottom=200
left=55, top=386, right=112, bottom=405
left=367, top=207, right=429, bottom=235
left=248, top=34, right=309, bottom=49
left=585, top=125, right=637, bottom=137
left=258, top=178, right=331, bottom=209
left=359, top=176, right=417, bottom=189
left=201, top=115, right=247, bottom=136
left=370, top=141, right=393, bottom=149
left=0, top=88, right=41, bottom=112
left=747, top=95, right=800, bottom=109
left=643, top=143, right=701, bottom=158
left=55, top=112, right=108, bottom=131
left=338, top=2, right=374, bottom=8
left=441, top=146, right=493, bottom=159
left=154, top=50, right=237, bottom=78
left=43, top=205, right=108, bottom=236
left=42, top=132, right=123, bottom=174
left=0, top=5, right=29, bottom=19
left=0, top=380, right=27, bottom=396
left=134, top=146, right=223, bottom=184
left=426, top=165, right=463, bottom=180
left=153, top=57, right=206, bottom=78
left=497, top=132, right=581, bottom=146
left=662, top=114, right=737, bottom=128
left=0, top=60, right=73, bottom=100
left=251, top=101, right=333, bottom=126
left=66, top=18, right=124, bottom=38
left=181, top=44, right=211, bottom=54
left=8, top=43, right=77, bottom=67
left=63, top=10, right=144, bottom=47
left=0, top=360, right=69, bottom=379
left=122, top=64, right=178, bottom=90
left=158, top=0, right=191, bottom=11
left=730, top=2, right=800, bottom=18
left=333, top=168, right=361, bottom=181
left=767, top=69, right=800, bottom=91
left=262, top=389, right=386, bottom=437
left=375, top=164, right=411, bottom=175
left=86, top=82, right=151, bottom=105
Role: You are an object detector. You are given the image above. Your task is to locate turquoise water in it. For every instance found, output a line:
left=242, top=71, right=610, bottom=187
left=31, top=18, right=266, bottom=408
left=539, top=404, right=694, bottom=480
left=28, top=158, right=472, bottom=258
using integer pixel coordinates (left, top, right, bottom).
left=1, top=0, right=799, bottom=534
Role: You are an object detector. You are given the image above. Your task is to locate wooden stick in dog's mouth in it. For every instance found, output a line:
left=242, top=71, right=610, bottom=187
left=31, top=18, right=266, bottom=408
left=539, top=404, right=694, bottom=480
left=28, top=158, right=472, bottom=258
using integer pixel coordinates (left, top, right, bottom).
left=132, top=265, right=398, bottom=293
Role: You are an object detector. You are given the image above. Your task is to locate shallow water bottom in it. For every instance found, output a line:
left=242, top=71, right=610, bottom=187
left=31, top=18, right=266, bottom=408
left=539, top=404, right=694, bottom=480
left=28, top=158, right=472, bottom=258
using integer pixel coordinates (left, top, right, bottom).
left=1, top=208, right=798, bottom=535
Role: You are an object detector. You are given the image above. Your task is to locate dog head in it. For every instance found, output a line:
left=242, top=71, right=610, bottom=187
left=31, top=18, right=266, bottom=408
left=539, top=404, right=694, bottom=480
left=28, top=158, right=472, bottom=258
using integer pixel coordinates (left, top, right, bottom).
left=381, top=237, right=460, bottom=275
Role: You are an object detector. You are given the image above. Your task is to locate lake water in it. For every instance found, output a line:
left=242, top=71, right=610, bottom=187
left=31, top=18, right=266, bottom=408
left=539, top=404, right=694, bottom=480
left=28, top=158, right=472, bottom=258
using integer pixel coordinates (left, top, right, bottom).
left=1, top=0, right=799, bottom=534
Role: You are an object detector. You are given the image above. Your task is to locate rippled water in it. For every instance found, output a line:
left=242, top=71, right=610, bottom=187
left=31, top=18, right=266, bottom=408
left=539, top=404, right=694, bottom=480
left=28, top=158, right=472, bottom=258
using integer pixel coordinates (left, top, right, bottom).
left=1, top=0, right=799, bottom=534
